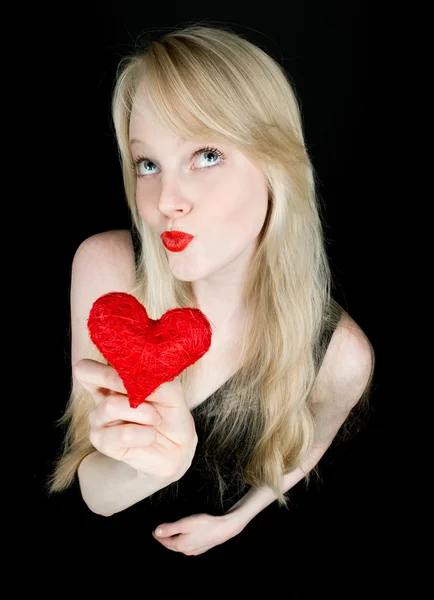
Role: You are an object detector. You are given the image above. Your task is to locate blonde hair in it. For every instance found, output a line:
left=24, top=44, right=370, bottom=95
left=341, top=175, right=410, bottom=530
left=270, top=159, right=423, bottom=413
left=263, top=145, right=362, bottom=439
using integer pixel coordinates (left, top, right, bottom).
left=49, top=24, right=375, bottom=509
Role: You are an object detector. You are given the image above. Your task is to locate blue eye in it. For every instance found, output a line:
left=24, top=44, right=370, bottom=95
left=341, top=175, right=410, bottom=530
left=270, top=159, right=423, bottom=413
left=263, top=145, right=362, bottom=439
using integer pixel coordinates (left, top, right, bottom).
left=132, top=146, right=225, bottom=178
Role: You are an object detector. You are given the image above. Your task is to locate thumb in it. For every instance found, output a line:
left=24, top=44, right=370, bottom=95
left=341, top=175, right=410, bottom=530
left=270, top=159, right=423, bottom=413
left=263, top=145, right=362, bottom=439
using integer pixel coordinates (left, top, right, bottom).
left=154, top=517, right=189, bottom=537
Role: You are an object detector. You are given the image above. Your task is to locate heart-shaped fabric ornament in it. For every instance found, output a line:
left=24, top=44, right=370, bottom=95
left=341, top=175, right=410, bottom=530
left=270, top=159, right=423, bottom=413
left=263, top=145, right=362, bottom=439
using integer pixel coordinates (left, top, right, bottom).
left=87, top=291, right=212, bottom=408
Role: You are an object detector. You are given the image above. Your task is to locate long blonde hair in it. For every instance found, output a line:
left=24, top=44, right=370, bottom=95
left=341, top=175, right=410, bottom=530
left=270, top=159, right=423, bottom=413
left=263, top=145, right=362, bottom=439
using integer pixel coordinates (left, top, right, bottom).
left=49, top=24, right=375, bottom=509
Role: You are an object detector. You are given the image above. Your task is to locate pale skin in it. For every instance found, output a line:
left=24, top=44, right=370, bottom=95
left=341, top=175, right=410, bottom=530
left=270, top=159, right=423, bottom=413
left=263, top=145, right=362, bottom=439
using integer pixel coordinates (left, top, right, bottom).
left=73, top=230, right=372, bottom=555
left=72, top=100, right=373, bottom=555
left=129, top=96, right=269, bottom=332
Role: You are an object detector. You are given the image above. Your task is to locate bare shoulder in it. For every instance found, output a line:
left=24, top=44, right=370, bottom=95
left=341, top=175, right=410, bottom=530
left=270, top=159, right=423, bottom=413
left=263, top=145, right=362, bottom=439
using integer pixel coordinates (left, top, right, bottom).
left=311, top=312, right=374, bottom=413
left=73, top=229, right=135, bottom=277
left=70, top=229, right=137, bottom=367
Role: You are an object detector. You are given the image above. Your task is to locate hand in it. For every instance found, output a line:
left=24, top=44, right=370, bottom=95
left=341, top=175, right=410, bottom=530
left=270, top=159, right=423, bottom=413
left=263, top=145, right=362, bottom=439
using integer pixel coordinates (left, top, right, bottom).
left=73, top=359, right=198, bottom=483
left=151, top=512, right=244, bottom=556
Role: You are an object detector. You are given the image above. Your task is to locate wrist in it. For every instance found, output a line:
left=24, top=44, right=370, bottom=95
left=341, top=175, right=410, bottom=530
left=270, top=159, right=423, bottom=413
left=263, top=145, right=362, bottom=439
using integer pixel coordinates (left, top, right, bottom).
left=223, top=501, right=250, bottom=532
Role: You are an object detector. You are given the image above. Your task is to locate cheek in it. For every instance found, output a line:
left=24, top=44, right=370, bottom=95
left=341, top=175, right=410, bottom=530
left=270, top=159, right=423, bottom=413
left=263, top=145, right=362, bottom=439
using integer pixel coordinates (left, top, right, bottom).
left=136, top=193, right=156, bottom=225
left=223, top=176, right=269, bottom=235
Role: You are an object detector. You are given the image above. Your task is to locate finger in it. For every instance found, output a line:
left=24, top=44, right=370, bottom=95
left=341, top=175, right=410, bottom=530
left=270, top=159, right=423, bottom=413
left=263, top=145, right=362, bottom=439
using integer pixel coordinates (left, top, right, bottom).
left=73, top=359, right=128, bottom=395
left=90, top=423, right=157, bottom=455
left=152, top=531, right=181, bottom=551
left=90, top=394, right=161, bottom=429
left=154, top=522, right=182, bottom=537
left=146, top=377, right=185, bottom=407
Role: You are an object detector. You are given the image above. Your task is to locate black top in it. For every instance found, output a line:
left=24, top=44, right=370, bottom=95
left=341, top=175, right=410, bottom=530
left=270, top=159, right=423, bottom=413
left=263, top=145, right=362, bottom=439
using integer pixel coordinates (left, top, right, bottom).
left=47, top=229, right=343, bottom=570
left=112, top=230, right=342, bottom=525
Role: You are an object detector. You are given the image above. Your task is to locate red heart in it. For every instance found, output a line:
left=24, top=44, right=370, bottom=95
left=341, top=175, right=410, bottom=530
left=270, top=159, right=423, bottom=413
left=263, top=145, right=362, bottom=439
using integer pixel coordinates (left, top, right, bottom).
left=87, top=292, right=212, bottom=408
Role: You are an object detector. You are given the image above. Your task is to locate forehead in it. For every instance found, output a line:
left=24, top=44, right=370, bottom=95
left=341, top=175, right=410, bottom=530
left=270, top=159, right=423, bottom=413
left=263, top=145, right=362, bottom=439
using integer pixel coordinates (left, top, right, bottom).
left=130, top=97, right=161, bottom=132
left=129, top=96, right=188, bottom=147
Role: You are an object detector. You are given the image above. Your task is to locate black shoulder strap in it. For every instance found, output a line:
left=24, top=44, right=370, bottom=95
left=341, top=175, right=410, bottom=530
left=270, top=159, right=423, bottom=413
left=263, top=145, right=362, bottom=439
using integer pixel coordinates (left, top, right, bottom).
left=315, top=299, right=345, bottom=374
left=130, top=228, right=141, bottom=268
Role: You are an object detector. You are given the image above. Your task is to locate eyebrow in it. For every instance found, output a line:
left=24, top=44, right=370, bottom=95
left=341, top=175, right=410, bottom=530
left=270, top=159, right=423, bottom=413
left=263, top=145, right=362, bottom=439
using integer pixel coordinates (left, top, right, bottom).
left=129, top=138, right=188, bottom=148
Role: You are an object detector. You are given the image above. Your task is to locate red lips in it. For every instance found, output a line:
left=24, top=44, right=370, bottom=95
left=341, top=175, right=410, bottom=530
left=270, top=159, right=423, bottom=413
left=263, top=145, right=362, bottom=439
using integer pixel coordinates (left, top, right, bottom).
left=160, top=231, right=194, bottom=252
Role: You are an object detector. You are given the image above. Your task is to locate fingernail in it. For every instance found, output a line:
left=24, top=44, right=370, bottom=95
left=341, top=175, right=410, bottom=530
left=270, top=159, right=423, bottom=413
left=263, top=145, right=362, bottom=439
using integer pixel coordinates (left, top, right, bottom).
left=155, top=528, right=163, bottom=536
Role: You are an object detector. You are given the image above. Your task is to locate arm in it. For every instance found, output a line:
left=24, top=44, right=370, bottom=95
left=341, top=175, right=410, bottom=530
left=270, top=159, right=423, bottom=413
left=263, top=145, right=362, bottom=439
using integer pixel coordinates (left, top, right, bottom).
left=224, top=443, right=332, bottom=525
left=70, top=230, right=148, bottom=514
left=78, top=452, right=171, bottom=516
left=225, top=315, right=374, bottom=530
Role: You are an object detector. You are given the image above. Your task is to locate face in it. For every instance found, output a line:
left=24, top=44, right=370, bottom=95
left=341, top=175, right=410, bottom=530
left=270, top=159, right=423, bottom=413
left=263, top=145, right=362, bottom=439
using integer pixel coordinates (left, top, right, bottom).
left=129, top=99, right=269, bottom=284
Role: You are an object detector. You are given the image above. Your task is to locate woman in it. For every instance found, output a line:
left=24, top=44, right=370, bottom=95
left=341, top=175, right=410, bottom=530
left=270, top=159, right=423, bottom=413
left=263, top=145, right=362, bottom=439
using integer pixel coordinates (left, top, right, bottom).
left=49, top=24, right=375, bottom=557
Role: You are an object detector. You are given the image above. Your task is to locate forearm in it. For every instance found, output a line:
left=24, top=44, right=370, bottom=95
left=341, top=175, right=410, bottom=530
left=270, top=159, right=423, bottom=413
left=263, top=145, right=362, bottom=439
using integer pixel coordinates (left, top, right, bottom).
left=225, top=443, right=330, bottom=527
left=77, top=451, right=171, bottom=516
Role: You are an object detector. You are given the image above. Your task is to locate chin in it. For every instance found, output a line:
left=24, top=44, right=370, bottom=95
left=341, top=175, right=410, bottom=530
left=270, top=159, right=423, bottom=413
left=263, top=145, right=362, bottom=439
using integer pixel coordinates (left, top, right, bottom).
left=168, top=261, right=201, bottom=282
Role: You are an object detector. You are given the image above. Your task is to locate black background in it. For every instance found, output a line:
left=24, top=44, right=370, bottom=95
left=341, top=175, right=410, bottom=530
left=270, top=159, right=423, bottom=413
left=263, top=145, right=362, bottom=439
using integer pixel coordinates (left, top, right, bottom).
left=30, top=3, right=431, bottom=596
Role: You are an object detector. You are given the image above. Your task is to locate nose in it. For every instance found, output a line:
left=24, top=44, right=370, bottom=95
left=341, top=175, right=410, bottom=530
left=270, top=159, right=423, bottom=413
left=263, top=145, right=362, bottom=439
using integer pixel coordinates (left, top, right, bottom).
left=158, top=202, right=190, bottom=217
left=158, top=192, right=192, bottom=219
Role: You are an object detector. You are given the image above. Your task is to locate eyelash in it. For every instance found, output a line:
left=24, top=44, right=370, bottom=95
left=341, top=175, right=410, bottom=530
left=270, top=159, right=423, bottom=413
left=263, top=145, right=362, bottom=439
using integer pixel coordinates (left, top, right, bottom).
left=130, top=146, right=225, bottom=178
